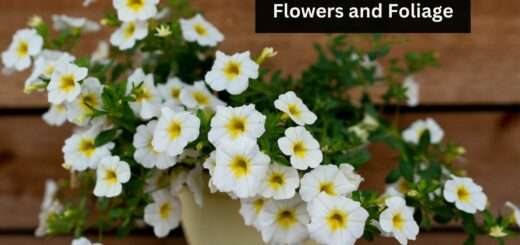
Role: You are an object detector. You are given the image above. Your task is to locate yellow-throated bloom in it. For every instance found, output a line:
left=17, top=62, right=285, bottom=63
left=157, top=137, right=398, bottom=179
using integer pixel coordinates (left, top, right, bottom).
left=66, top=77, right=103, bottom=126
left=208, top=104, right=266, bottom=146
left=239, top=197, right=268, bottom=230
left=274, top=91, right=317, bottom=126
left=205, top=51, right=259, bottom=95
left=126, top=68, right=161, bottom=119
left=277, top=126, right=323, bottom=170
left=379, top=196, right=419, bottom=245
left=47, top=62, right=88, bottom=104
left=110, top=21, right=148, bottom=50
left=179, top=81, right=224, bottom=110
left=144, top=190, right=182, bottom=238
left=299, top=165, right=357, bottom=202
left=259, top=164, right=299, bottom=200
left=133, top=120, right=176, bottom=169
left=180, top=14, right=223, bottom=47
left=113, top=0, right=159, bottom=22
left=152, top=107, right=200, bottom=156
left=2, top=28, right=43, bottom=71
left=63, top=125, right=114, bottom=171
left=93, top=156, right=131, bottom=198
left=443, top=175, right=487, bottom=214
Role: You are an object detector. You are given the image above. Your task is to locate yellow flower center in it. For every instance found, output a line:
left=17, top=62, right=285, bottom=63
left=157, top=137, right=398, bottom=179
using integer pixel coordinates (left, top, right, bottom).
left=276, top=209, right=297, bottom=230
left=192, top=91, right=209, bottom=106
left=457, top=186, right=471, bottom=203
left=55, top=103, right=66, bottom=112
left=253, top=199, right=265, bottom=214
left=127, top=0, right=144, bottom=11
left=16, top=40, right=29, bottom=58
left=79, top=138, right=95, bottom=157
left=225, top=116, right=247, bottom=139
left=171, top=87, right=180, bottom=99
left=223, top=61, right=241, bottom=80
left=80, top=93, right=98, bottom=113
left=134, top=87, right=151, bottom=101
left=159, top=202, right=171, bottom=220
left=59, top=74, right=76, bottom=93
left=230, top=155, right=251, bottom=178
left=392, top=213, right=404, bottom=231
left=319, top=182, right=336, bottom=195
left=193, top=24, right=208, bottom=36
left=104, top=169, right=118, bottom=185
left=292, top=141, right=307, bottom=158
left=326, top=209, right=348, bottom=232
left=44, top=64, right=56, bottom=77
left=124, top=22, right=136, bottom=39
left=167, top=120, right=182, bottom=140
left=268, top=172, right=285, bottom=190
left=287, top=103, right=301, bottom=118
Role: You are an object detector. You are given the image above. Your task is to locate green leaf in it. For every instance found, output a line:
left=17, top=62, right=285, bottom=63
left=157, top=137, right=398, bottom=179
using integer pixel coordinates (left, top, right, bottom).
left=385, top=168, right=401, bottom=183
left=95, top=129, right=119, bottom=147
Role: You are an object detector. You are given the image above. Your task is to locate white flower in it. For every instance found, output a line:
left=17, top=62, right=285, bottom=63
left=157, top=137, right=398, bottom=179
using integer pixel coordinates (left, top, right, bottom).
left=379, top=196, right=419, bottom=245
left=506, top=202, right=520, bottom=227
left=91, top=41, right=109, bottom=64
left=307, top=194, right=369, bottom=245
left=205, top=51, right=259, bottom=95
left=239, top=197, right=267, bottom=230
left=277, top=126, right=323, bottom=170
left=52, top=15, right=100, bottom=32
left=202, top=151, right=219, bottom=193
left=144, top=190, right=182, bottom=238
left=113, top=0, right=159, bottom=22
left=179, top=81, right=224, bottom=110
left=208, top=104, right=265, bottom=146
left=186, top=165, right=204, bottom=207
left=126, top=68, right=161, bottom=119
left=43, top=103, right=68, bottom=126
left=47, top=62, right=88, bottom=104
left=384, top=178, right=410, bottom=198
left=152, top=107, right=200, bottom=156
left=180, top=14, right=223, bottom=47
left=2, top=29, right=43, bottom=71
left=443, top=175, right=487, bottom=214
left=403, top=76, right=419, bottom=107
left=213, top=138, right=270, bottom=198
left=339, top=164, right=364, bottom=190
left=274, top=91, right=317, bottom=126
left=133, top=120, right=176, bottom=169
left=300, top=165, right=357, bottom=202
left=71, top=237, right=102, bottom=245
left=63, top=126, right=115, bottom=171
left=257, top=196, right=309, bottom=244
left=110, top=21, right=148, bottom=50
left=35, top=180, right=63, bottom=237
left=25, top=50, right=75, bottom=93
left=402, top=118, right=444, bottom=144
left=158, top=77, right=185, bottom=107
left=259, top=164, right=299, bottom=200
left=66, top=77, right=103, bottom=126
left=93, top=156, right=131, bottom=198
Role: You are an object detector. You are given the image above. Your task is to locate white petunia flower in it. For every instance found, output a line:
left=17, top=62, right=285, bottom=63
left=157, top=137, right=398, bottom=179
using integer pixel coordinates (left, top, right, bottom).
left=110, top=21, right=148, bottom=50
left=180, top=14, right=223, bottom=47
left=52, top=15, right=101, bottom=32
left=402, top=118, right=444, bottom=144
left=35, top=180, right=63, bottom=237
left=179, top=81, right=224, bottom=110
left=384, top=178, right=410, bottom=198
left=186, top=165, right=204, bottom=208
left=505, top=202, right=520, bottom=227
left=205, top=51, right=258, bottom=95
left=259, top=164, right=299, bottom=200
left=403, top=76, right=419, bottom=107
left=66, top=77, right=103, bottom=126
left=339, top=164, right=364, bottom=190
left=158, top=77, right=186, bottom=107
left=208, top=104, right=265, bottom=146
left=277, top=126, right=323, bottom=170
left=91, top=41, right=109, bottom=64
left=133, top=120, right=176, bottom=169
left=47, top=62, right=88, bottom=104
left=152, top=107, right=200, bottom=156
left=93, top=155, right=131, bottom=198
left=113, top=0, right=158, bottom=22
left=379, top=196, right=419, bottom=245
left=239, top=197, right=267, bottom=230
left=257, top=196, right=309, bottom=244
left=25, top=50, right=75, bottom=93
left=63, top=126, right=115, bottom=171
left=307, top=194, right=369, bottom=245
left=126, top=68, right=161, bottom=119
left=274, top=91, right=317, bottom=126
left=213, top=138, right=270, bottom=198
left=443, top=175, right=487, bottom=214
left=145, top=170, right=171, bottom=192
left=2, top=29, right=43, bottom=71
left=144, top=190, right=182, bottom=238
left=71, top=237, right=102, bottom=245
left=299, top=165, right=356, bottom=202
left=43, top=103, right=68, bottom=126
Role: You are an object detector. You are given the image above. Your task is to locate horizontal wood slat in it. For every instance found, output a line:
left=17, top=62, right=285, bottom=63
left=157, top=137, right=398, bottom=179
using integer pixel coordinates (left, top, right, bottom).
left=0, top=0, right=518, bottom=107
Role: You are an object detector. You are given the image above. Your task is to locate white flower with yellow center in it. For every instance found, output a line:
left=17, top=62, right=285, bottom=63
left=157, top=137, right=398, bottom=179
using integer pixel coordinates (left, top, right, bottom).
left=274, top=91, right=317, bottom=126
left=126, top=68, right=161, bottom=119
left=66, top=77, right=103, bottom=126
left=379, top=196, right=419, bottom=245
left=180, top=14, right=223, bottom=47
left=259, top=164, right=299, bottom=200
left=402, top=118, right=444, bottom=144
left=307, top=194, right=369, bottom=245
left=205, top=51, right=259, bottom=95
left=63, top=126, right=115, bottom=171
left=403, top=76, right=419, bottom=107
left=144, top=190, right=182, bottom=238
left=152, top=107, right=200, bottom=156
left=52, top=15, right=100, bottom=32
left=110, top=21, right=148, bottom=50
left=47, top=62, right=88, bottom=104
left=2, top=29, right=43, bottom=71
left=113, top=0, right=158, bottom=22
left=158, top=77, right=186, bottom=107
left=239, top=197, right=267, bottom=230
left=208, top=104, right=265, bottom=146
left=257, top=196, right=309, bottom=244
left=277, top=126, right=323, bottom=170
left=339, top=164, right=364, bottom=190
left=93, top=156, right=131, bottom=198
left=43, top=103, right=68, bottom=126
left=443, top=175, right=487, bottom=214
left=213, top=138, right=270, bottom=198
left=300, top=165, right=357, bottom=202
left=506, top=202, right=520, bottom=227
left=384, top=178, right=410, bottom=198
left=179, top=81, right=224, bottom=110
left=133, top=120, right=176, bottom=169
left=25, top=50, right=75, bottom=93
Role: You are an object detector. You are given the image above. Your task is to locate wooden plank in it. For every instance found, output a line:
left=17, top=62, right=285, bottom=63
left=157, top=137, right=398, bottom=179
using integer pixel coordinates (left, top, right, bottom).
left=0, top=0, right=519, bottom=107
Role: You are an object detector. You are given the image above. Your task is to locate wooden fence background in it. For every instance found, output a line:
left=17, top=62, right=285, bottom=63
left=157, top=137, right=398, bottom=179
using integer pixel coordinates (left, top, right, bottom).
left=0, top=0, right=519, bottom=244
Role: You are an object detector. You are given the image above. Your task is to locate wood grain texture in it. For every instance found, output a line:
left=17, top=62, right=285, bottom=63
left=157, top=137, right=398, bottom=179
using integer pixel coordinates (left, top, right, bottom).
left=0, top=0, right=518, bottom=107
